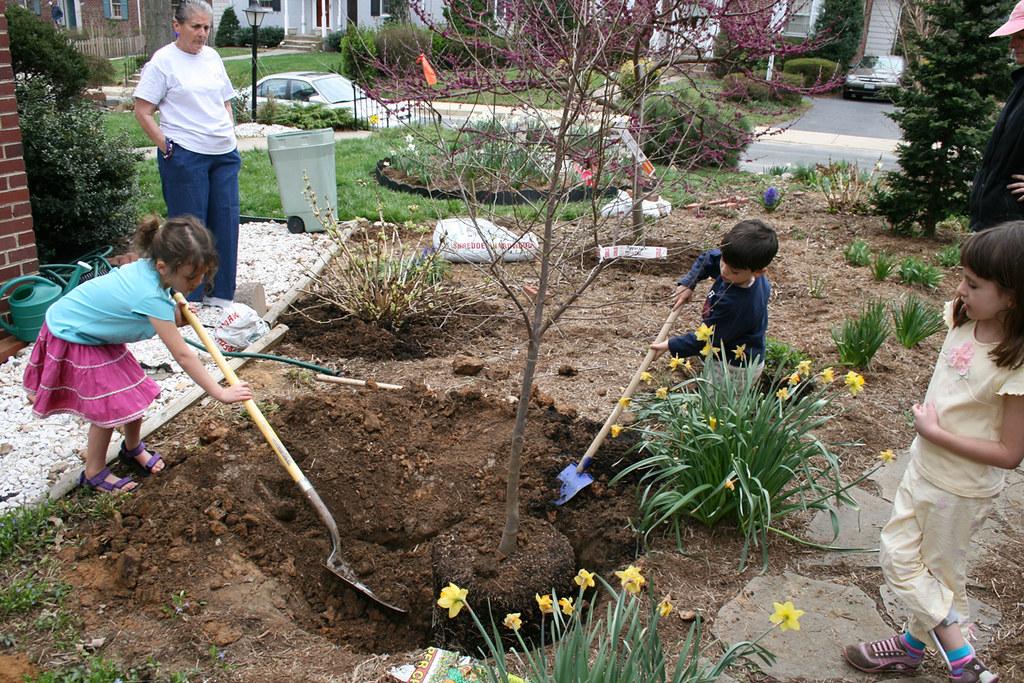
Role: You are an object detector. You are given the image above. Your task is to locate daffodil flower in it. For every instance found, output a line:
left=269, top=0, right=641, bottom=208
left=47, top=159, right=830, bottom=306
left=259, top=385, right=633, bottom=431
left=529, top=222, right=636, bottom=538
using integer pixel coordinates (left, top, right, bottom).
left=574, top=569, right=596, bottom=589
left=732, top=344, right=747, bottom=361
left=640, top=371, right=653, bottom=384
left=618, top=396, right=631, bottom=408
left=684, top=359, right=693, bottom=372
left=788, top=372, right=801, bottom=386
left=536, top=593, right=553, bottom=614
left=656, top=386, right=668, bottom=399
left=437, top=583, right=468, bottom=618
left=668, top=356, right=684, bottom=371
left=776, top=387, right=790, bottom=401
left=879, top=449, right=896, bottom=463
left=558, top=597, right=574, bottom=615
left=700, top=341, right=719, bottom=357
left=769, top=600, right=805, bottom=632
left=658, top=598, right=673, bottom=617
left=614, top=565, right=646, bottom=594
left=503, top=612, right=522, bottom=631
left=707, top=416, right=718, bottom=431
left=368, top=114, right=380, bottom=126
left=820, top=367, right=835, bottom=384
left=724, top=478, right=735, bottom=491
left=610, top=424, right=623, bottom=438
left=695, top=323, right=715, bottom=341
left=797, top=360, right=813, bottom=375
left=845, top=371, right=866, bottom=396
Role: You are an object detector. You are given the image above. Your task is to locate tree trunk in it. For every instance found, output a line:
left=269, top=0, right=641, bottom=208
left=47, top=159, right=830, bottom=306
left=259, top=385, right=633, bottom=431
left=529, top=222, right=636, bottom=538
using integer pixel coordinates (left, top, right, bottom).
left=142, top=0, right=172, bottom=58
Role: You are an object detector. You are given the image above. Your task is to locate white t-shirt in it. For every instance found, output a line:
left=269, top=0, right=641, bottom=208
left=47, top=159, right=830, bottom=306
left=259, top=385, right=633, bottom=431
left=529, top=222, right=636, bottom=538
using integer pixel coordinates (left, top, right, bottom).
left=134, top=43, right=236, bottom=155
left=912, top=301, right=1024, bottom=498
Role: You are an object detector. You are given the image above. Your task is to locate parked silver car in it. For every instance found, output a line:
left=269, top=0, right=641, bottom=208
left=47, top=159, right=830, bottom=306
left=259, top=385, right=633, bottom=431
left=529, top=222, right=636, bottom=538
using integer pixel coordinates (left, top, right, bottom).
left=248, top=71, right=430, bottom=127
left=842, top=56, right=905, bottom=101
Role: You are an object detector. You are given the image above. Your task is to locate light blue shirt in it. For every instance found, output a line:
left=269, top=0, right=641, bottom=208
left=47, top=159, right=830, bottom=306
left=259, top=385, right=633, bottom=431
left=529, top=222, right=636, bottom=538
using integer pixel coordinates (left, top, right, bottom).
left=45, top=259, right=176, bottom=345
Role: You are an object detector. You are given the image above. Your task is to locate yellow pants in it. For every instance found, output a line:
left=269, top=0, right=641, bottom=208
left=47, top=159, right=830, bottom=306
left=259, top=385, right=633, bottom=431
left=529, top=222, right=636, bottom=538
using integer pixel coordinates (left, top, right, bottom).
left=879, top=461, right=993, bottom=642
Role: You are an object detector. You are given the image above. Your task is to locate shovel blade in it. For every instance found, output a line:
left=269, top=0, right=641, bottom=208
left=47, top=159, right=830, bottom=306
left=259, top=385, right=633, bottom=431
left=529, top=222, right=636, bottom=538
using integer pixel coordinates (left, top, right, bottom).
left=327, top=552, right=406, bottom=613
left=553, top=462, right=594, bottom=505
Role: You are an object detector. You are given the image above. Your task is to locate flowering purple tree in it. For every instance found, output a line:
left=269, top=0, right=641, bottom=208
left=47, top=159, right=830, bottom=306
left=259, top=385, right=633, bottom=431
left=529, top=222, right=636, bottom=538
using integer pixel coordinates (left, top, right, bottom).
left=370, top=0, right=827, bottom=557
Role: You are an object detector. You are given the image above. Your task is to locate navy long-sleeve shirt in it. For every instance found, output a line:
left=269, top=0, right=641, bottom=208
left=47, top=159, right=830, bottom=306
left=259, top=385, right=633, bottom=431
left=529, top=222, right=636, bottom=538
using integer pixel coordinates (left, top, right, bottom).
left=667, top=249, right=771, bottom=365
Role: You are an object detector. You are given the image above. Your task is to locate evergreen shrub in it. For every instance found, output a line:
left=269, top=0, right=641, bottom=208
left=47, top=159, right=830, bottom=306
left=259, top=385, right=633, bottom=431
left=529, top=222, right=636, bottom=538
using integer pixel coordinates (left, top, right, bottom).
left=215, top=6, right=241, bottom=47
left=376, top=24, right=432, bottom=70
left=809, top=0, right=864, bottom=67
left=4, top=4, right=87, bottom=102
left=782, top=57, right=841, bottom=89
left=340, top=25, right=378, bottom=83
left=642, top=84, right=752, bottom=168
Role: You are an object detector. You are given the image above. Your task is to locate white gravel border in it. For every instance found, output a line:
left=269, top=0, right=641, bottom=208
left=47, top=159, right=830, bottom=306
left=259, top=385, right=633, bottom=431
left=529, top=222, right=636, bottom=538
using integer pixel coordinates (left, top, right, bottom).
left=0, top=220, right=333, bottom=513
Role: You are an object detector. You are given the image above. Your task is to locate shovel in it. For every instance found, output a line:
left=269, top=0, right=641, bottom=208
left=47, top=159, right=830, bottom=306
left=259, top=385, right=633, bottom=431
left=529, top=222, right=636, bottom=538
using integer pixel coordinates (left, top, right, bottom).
left=175, top=294, right=405, bottom=613
left=554, top=306, right=682, bottom=505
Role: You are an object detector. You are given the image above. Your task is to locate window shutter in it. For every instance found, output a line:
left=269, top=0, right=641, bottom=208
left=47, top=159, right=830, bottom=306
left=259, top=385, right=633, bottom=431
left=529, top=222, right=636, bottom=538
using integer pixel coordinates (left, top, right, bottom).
left=119, top=0, right=129, bottom=19
left=370, top=0, right=380, bottom=16
left=102, top=0, right=112, bottom=18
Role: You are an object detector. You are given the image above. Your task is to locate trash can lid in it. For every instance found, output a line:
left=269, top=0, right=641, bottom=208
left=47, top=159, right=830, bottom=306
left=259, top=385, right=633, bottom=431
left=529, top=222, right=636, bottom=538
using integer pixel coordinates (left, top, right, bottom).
left=266, top=128, right=335, bottom=149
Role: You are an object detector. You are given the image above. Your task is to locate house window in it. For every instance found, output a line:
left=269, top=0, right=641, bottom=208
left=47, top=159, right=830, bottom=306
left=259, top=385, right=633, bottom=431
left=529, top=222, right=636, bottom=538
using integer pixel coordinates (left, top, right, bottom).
left=370, top=0, right=390, bottom=17
left=111, top=0, right=124, bottom=18
left=783, top=0, right=812, bottom=37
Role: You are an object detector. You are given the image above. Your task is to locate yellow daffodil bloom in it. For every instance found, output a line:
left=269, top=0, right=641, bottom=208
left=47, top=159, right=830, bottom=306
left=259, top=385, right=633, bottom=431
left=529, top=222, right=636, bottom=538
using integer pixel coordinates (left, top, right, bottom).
left=656, top=386, right=669, bottom=399
left=536, top=593, right=553, bottom=614
left=684, top=359, right=693, bottom=372
left=658, top=599, right=673, bottom=617
left=845, top=371, right=866, bottom=396
left=732, top=344, right=747, bottom=361
left=708, top=416, right=718, bottom=431
left=769, top=600, right=805, bottom=632
left=700, top=341, right=719, bottom=357
left=503, top=613, right=522, bottom=631
left=788, top=372, right=801, bottom=386
left=437, top=583, right=468, bottom=619
left=820, top=367, right=835, bottom=383
left=574, top=569, right=596, bottom=589
left=610, top=424, right=623, bottom=438
left=368, top=114, right=380, bottom=126
left=879, top=449, right=896, bottom=463
left=797, top=360, right=813, bottom=375
left=640, top=371, right=653, bottom=384
left=615, top=565, right=646, bottom=594
left=776, top=387, right=790, bottom=401
left=618, top=396, right=631, bottom=408
left=724, top=478, right=735, bottom=490
left=558, top=597, right=574, bottom=615
left=668, top=356, right=684, bottom=371
left=695, top=323, right=715, bottom=341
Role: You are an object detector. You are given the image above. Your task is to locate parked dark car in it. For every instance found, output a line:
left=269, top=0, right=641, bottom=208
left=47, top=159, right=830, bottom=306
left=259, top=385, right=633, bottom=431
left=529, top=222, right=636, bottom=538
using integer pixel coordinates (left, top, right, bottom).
left=842, top=56, right=905, bottom=101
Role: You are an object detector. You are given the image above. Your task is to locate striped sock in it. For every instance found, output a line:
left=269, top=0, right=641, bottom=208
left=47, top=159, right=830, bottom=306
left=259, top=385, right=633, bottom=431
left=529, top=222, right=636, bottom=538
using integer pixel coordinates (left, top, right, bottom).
left=946, top=644, right=974, bottom=674
left=900, top=632, right=926, bottom=659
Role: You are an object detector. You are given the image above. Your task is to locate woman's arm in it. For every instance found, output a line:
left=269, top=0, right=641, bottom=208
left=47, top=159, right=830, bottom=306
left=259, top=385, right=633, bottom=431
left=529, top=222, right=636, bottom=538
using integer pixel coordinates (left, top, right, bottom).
left=913, top=395, right=1024, bottom=469
left=151, top=317, right=252, bottom=403
left=134, top=99, right=167, bottom=154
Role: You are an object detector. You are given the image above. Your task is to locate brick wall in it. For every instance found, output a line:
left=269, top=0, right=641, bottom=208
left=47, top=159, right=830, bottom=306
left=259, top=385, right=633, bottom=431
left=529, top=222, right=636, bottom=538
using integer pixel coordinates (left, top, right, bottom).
left=0, top=0, right=38, bottom=361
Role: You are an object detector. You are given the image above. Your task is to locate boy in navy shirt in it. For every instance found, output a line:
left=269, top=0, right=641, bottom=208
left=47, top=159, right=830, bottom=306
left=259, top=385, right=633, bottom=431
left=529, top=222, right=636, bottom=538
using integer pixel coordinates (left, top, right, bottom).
left=651, top=219, right=778, bottom=385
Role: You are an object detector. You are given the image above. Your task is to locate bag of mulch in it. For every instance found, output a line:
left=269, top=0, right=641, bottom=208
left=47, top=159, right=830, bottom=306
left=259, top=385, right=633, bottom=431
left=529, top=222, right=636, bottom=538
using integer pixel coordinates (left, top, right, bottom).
left=599, top=190, right=672, bottom=219
left=389, top=647, right=529, bottom=683
left=213, top=303, right=269, bottom=352
left=433, top=217, right=539, bottom=263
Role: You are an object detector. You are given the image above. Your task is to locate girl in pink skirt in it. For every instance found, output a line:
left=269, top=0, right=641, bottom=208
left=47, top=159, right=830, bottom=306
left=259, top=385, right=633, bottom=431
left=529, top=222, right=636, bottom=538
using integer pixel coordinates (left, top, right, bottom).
left=23, top=215, right=253, bottom=493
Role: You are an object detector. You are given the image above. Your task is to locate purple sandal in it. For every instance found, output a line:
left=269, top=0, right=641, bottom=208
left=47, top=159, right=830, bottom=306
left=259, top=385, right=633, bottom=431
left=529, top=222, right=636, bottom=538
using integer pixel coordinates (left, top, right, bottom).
left=119, top=440, right=164, bottom=474
left=79, top=467, right=136, bottom=492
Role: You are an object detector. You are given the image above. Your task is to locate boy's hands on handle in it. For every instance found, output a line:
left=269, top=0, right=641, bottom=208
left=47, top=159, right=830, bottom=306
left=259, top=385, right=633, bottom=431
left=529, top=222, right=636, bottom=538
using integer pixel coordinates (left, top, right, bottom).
left=672, top=285, right=694, bottom=310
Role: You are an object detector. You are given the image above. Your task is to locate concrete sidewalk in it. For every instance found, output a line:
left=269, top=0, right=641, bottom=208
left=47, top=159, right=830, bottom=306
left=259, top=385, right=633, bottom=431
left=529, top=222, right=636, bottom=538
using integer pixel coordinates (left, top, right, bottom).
left=753, top=124, right=898, bottom=154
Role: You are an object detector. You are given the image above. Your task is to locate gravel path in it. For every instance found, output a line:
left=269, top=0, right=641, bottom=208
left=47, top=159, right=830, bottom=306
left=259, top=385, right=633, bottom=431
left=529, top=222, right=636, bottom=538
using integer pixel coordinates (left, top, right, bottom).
left=0, top=220, right=328, bottom=513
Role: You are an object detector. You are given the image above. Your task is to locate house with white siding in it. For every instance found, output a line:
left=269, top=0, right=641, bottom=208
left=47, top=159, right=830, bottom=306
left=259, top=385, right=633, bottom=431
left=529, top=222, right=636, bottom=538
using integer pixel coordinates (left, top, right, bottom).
left=212, top=0, right=445, bottom=39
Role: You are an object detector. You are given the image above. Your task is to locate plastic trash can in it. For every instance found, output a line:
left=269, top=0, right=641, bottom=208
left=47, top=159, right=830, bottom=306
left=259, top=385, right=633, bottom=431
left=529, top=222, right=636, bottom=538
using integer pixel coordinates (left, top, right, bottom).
left=266, top=128, right=337, bottom=233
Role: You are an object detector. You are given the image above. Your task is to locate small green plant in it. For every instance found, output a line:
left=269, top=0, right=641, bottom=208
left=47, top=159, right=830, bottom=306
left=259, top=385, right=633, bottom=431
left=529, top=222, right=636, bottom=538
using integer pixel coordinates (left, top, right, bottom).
left=0, top=500, right=68, bottom=562
left=0, top=573, right=71, bottom=616
left=791, top=163, right=819, bottom=185
left=807, top=274, right=827, bottom=298
left=898, top=256, right=944, bottom=288
left=843, top=239, right=872, bottom=266
left=764, top=338, right=808, bottom=376
left=832, top=299, right=890, bottom=368
left=891, top=295, right=944, bottom=348
left=162, top=590, right=200, bottom=621
left=814, top=160, right=883, bottom=214
left=935, top=243, right=961, bottom=268
left=871, top=251, right=897, bottom=281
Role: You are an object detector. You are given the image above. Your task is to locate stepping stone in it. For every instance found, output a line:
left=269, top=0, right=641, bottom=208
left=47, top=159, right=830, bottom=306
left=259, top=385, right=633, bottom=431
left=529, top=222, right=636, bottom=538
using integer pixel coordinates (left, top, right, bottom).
left=867, top=451, right=908, bottom=503
left=880, top=585, right=1002, bottom=650
left=805, top=486, right=890, bottom=567
left=713, top=571, right=894, bottom=682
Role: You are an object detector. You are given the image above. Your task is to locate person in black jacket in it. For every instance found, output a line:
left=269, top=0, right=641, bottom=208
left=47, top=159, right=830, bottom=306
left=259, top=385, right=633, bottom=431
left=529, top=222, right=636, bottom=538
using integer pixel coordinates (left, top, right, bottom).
left=970, top=0, right=1024, bottom=231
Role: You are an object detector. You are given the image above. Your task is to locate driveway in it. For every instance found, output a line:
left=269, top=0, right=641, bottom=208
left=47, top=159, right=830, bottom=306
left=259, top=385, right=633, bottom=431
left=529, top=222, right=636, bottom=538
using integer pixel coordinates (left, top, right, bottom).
left=740, top=96, right=901, bottom=173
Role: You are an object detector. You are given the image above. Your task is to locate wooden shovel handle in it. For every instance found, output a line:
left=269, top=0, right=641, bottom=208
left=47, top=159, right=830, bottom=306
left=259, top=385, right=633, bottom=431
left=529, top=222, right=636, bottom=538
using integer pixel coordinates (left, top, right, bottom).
left=577, top=306, right=682, bottom=473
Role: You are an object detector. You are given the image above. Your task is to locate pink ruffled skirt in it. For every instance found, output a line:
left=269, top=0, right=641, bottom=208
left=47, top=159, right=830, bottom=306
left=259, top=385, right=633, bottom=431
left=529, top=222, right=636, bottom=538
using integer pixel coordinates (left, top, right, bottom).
left=22, top=323, right=161, bottom=428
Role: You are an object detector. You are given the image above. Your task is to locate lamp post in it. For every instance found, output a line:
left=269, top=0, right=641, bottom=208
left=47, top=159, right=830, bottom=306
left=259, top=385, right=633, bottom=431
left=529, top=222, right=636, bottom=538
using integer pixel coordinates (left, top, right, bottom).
left=243, top=0, right=270, bottom=120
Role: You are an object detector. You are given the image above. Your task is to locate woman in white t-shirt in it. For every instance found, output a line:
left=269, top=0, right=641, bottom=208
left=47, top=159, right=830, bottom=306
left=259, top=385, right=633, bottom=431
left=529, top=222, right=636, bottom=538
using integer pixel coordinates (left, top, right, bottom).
left=134, top=0, right=240, bottom=306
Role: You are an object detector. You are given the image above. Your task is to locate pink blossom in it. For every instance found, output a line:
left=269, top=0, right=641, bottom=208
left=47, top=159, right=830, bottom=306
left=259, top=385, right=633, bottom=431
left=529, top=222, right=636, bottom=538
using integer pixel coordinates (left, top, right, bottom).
left=946, top=341, right=973, bottom=376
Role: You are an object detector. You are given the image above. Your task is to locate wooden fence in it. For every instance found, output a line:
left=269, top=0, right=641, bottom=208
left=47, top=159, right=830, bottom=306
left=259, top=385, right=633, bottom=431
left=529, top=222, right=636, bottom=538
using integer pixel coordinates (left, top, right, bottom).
left=70, top=34, right=145, bottom=59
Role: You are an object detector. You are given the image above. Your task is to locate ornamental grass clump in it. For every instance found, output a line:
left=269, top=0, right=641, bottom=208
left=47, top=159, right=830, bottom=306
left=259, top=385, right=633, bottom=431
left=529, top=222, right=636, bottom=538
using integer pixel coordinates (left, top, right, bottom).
left=832, top=299, right=890, bottom=368
left=891, top=295, right=944, bottom=348
left=613, top=359, right=862, bottom=569
left=439, top=566, right=779, bottom=682
left=898, top=256, right=944, bottom=289
left=843, top=239, right=872, bottom=267
left=935, top=243, right=960, bottom=268
left=871, top=251, right=897, bottom=281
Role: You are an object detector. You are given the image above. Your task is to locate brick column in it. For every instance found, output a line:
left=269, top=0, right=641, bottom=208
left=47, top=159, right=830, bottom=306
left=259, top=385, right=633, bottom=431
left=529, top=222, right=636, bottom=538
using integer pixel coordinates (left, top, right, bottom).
left=0, top=0, right=38, bottom=362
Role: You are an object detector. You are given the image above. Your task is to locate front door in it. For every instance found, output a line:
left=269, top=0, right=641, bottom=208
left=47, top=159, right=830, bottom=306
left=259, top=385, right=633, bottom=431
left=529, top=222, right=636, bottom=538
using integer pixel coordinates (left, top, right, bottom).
left=315, top=0, right=330, bottom=27
left=347, top=0, right=356, bottom=25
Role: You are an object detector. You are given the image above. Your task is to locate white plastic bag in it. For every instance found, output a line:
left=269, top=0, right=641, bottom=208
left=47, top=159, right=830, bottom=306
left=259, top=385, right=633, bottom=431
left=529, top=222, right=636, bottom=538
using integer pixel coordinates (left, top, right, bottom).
left=432, top=217, right=538, bottom=263
left=599, top=190, right=672, bottom=218
left=213, top=303, right=269, bottom=352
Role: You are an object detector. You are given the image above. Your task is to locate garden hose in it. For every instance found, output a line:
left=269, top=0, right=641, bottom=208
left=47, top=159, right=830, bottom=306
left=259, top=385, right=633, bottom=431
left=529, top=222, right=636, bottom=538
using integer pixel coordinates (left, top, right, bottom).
left=184, top=337, right=339, bottom=376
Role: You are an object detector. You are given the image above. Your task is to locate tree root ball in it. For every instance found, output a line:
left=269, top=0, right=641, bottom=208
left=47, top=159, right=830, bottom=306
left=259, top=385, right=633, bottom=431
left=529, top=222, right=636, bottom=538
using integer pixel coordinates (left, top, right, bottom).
left=431, top=515, right=576, bottom=650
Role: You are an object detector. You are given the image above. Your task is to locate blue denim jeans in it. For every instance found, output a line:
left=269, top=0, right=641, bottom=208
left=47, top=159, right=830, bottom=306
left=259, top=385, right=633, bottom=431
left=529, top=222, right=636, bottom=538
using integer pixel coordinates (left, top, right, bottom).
left=157, top=145, right=241, bottom=301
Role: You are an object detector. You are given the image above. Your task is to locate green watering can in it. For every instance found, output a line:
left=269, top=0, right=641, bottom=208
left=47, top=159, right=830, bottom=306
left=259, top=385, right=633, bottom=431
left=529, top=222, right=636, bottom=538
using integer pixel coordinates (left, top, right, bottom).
left=0, top=262, right=92, bottom=342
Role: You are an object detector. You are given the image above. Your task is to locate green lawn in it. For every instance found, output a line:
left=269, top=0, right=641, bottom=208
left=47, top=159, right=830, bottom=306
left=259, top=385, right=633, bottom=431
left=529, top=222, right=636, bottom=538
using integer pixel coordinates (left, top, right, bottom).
left=102, top=111, right=154, bottom=148
left=222, top=53, right=346, bottom=88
